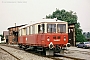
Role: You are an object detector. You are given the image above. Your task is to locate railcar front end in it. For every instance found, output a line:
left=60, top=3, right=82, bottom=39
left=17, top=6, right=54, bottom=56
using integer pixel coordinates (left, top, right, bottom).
left=18, top=19, right=68, bottom=56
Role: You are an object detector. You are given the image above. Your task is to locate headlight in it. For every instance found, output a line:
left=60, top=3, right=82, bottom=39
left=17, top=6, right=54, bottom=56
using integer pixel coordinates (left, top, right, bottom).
left=49, top=42, right=53, bottom=49
left=64, top=36, right=66, bottom=41
left=47, top=39, right=50, bottom=41
left=47, top=36, right=50, bottom=41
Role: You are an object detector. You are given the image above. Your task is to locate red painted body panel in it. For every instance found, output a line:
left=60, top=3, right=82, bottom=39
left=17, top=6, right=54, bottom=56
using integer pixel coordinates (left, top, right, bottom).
left=18, top=33, right=68, bottom=47
left=45, top=33, right=68, bottom=46
left=18, top=36, right=26, bottom=44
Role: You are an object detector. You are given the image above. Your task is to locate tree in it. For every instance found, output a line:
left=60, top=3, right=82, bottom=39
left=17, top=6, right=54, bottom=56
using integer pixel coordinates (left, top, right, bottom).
left=0, top=34, right=4, bottom=41
left=46, top=9, right=86, bottom=42
left=87, top=32, right=90, bottom=38
left=0, top=34, right=4, bottom=38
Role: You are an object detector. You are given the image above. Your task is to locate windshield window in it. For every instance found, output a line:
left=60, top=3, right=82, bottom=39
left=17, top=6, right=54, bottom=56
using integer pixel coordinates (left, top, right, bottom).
left=85, top=42, right=90, bottom=44
left=47, top=24, right=56, bottom=33
left=57, top=24, right=66, bottom=33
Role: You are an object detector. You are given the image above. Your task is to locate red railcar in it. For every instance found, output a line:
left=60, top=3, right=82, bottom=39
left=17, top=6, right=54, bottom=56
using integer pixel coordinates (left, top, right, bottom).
left=18, top=19, right=68, bottom=55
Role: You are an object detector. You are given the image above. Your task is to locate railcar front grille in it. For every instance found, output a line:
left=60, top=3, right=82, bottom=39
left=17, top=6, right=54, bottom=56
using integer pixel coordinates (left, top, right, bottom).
left=57, top=36, right=60, bottom=39
left=53, top=36, right=56, bottom=39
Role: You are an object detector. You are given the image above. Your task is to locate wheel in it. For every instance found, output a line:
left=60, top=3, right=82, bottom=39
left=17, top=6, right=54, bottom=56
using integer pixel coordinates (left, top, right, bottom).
left=77, top=45, right=79, bottom=48
left=46, top=49, right=54, bottom=56
left=67, top=44, right=71, bottom=47
left=83, top=46, right=86, bottom=49
left=18, top=44, right=22, bottom=49
left=23, top=48, right=26, bottom=50
left=43, top=48, right=54, bottom=56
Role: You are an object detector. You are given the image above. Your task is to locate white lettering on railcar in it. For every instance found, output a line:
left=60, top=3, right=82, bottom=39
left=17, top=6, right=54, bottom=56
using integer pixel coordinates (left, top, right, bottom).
left=54, top=39, right=60, bottom=41
left=26, top=37, right=27, bottom=41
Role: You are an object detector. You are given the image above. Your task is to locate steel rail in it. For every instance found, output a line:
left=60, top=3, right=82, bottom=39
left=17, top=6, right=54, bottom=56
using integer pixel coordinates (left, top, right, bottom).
left=0, top=46, right=21, bottom=60
left=0, top=44, right=86, bottom=60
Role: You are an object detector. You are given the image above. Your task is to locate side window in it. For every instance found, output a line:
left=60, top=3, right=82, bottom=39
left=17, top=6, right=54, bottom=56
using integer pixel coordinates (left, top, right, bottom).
left=47, top=24, right=56, bottom=33
left=38, top=25, right=41, bottom=33
left=38, top=24, right=45, bottom=33
left=82, top=42, right=84, bottom=44
left=80, top=42, right=82, bottom=44
left=42, top=24, right=45, bottom=33
left=80, top=42, right=84, bottom=44
left=19, top=29, right=21, bottom=36
left=47, top=24, right=52, bottom=33
left=57, top=24, right=66, bottom=33
left=52, top=24, right=56, bottom=33
left=22, top=28, right=26, bottom=35
left=21, top=29, right=22, bottom=36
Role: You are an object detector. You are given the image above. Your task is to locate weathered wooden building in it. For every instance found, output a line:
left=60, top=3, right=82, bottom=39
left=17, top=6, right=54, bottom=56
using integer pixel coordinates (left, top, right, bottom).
left=7, top=24, right=26, bottom=44
left=68, top=23, right=76, bottom=46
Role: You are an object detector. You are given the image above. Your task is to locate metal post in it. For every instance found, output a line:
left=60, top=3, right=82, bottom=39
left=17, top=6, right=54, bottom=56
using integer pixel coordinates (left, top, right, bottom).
left=15, top=23, right=17, bottom=43
left=73, top=27, right=75, bottom=46
left=15, top=23, right=16, bottom=32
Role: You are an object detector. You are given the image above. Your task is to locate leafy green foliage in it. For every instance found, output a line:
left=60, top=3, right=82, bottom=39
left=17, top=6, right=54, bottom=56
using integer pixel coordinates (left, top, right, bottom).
left=46, top=9, right=86, bottom=42
left=0, top=34, right=4, bottom=41
left=0, top=34, right=4, bottom=38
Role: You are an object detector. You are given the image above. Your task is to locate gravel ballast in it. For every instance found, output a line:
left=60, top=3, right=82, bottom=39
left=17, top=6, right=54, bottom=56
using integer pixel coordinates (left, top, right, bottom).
left=0, top=45, right=53, bottom=60
left=0, top=48, right=17, bottom=60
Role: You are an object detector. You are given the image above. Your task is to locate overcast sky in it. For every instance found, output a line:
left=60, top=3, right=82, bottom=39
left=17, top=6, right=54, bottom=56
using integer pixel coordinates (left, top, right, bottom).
left=0, top=0, right=90, bottom=34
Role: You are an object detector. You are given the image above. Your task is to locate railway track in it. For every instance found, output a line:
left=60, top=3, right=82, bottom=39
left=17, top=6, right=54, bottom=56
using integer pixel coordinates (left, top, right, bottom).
left=0, top=46, right=21, bottom=60
left=0, top=44, right=85, bottom=60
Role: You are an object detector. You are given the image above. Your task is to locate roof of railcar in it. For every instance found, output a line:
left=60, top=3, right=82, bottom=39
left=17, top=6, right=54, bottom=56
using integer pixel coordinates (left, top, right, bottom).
left=19, top=19, right=67, bottom=29
left=37, top=18, right=66, bottom=23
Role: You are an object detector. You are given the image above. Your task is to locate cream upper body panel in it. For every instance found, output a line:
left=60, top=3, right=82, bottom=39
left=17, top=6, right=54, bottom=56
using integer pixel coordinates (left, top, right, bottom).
left=18, top=19, right=68, bottom=36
